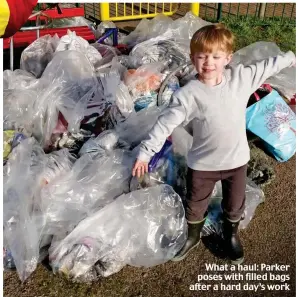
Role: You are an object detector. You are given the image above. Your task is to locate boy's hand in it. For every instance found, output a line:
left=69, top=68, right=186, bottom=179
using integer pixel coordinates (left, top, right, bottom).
left=132, top=159, right=149, bottom=178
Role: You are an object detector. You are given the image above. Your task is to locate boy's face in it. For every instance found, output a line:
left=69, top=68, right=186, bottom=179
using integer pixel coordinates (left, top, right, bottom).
left=190, top=50, right=233, bottom=81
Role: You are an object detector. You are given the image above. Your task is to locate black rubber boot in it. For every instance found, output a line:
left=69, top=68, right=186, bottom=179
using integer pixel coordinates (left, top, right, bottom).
left=171, top=217, right=206, bottom=262
left=222, top=217, right=244, bottom=264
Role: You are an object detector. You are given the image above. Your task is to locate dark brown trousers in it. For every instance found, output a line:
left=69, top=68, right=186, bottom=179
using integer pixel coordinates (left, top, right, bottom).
left=186, top=164, right=247, bottom=222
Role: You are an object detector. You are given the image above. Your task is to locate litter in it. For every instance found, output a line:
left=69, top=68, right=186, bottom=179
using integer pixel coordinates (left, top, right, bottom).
left=2, top=12, right=295, bottom=283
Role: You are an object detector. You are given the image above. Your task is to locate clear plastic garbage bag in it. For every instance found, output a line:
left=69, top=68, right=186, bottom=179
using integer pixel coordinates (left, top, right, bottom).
left=79, top=130, right=130, bottom=157
left=3, top=138, right=75, bottom=281
left=115, top=106, right=165, bottom=148
left=56, top=30, right=103, bottom=68
left=123, top=14, right=174, bottom=48
left=40, top=149, right=135, bottom=236
left=3, top=89, right=37, bottom=133
left=20, top=34, right=60, bottom=78
left=3, top=69, right=39, bottom=90
left=3, top=138, right=46, bottom=281
left=230, top=41, right=296, bottom=100
left=31, top=50, right=103, bottom=148
left=49, top=184, right=187, bottom=281
left=123, top=62, right=166, bottom=99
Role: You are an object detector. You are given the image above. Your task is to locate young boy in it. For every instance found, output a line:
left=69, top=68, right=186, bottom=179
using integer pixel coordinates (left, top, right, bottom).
left=132, top=24, right=296, bottom=264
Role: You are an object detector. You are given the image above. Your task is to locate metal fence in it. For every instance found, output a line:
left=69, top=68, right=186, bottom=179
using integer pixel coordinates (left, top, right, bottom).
left=84, top=3, right=199, bottom=22
left=200, top=3, right=296, bottom=22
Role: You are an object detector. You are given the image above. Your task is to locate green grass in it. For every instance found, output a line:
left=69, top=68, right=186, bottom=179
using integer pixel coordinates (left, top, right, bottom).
left=216, top=16, right=296, bottom=52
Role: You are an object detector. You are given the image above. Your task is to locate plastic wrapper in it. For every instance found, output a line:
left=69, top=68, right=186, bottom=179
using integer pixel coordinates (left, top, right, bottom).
left=49, top=184, right=187, bottom=281
left=3, top=69, right=39, bottom=90
left=20, top=34, right=60, bottom=78
left=40, top=149, right=135, bottom=237
left=3, top=138, right=75, bottom=281
left=202, top=180, right=265, bottom=237
left=123, top=63, right=165, bottom=99
left=31, top=50, right=104, bottom=148
left=79, top=130, right=130, bottom=157
left=3, top=130, right=27, bottom=160
left=230, top=42, right=296, bottom=100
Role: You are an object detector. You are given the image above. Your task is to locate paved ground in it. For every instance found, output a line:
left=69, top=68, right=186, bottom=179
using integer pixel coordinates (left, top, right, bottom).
left=4, top=153, right=296, bottom=297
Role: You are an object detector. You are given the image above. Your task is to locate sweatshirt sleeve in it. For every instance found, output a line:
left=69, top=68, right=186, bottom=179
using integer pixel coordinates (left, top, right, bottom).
left=137, top=95, right=188, bottom=162
left=239, top=51, right=296, bottom=94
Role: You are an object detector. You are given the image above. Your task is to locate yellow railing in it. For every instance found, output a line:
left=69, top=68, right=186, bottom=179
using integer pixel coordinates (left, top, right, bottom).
left=85, top=3, right=200, bottom=22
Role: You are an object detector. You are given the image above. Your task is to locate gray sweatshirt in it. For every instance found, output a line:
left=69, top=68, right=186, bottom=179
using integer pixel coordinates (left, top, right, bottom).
left=138, top=51, right=296, bottom=171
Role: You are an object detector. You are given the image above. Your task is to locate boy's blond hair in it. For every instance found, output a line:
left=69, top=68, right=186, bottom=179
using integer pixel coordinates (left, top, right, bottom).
left=190, top=24, right=235, bottom=55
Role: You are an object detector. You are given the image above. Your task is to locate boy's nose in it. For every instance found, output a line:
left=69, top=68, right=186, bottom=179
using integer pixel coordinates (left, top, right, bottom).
left=204, top=57, right=213, bottom=64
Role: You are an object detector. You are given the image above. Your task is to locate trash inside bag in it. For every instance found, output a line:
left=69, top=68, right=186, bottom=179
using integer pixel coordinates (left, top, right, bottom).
left=129, top=38, right=189, bottom=71
left=79, top=130, right=130, bottom=157
left=123, top=63, right=165, bottom=99
left=31, top=50, right=103, bottom=148
left=49, top=184, right=187, bottom=281
left=91, top=43, right=120, bottom=70
left=20, top=34, right=60, bottom=78
left=114, top=82, right=134, bottom=117
left=3, top=130, right=27, bottom=160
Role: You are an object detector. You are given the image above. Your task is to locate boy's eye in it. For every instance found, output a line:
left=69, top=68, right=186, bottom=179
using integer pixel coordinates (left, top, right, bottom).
left=214, top=56, right=220, bottom=59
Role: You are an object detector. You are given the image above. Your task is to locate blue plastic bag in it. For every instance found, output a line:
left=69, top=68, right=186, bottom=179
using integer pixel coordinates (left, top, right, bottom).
left=246, top=89, right=296, bottom=162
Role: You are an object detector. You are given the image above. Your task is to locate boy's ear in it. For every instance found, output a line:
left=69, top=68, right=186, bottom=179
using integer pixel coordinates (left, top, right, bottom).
left=190, top=54, right=194, bottom=64
left=225, top=53, right=233, bottom=65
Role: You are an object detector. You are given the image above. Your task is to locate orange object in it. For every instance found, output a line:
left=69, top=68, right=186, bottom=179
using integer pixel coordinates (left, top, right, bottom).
left=124, top=68, right=162, bottom=95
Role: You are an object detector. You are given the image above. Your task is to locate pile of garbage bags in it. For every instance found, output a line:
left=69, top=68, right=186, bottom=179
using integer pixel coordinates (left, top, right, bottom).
left=3, top=12, right=295, bottom=283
